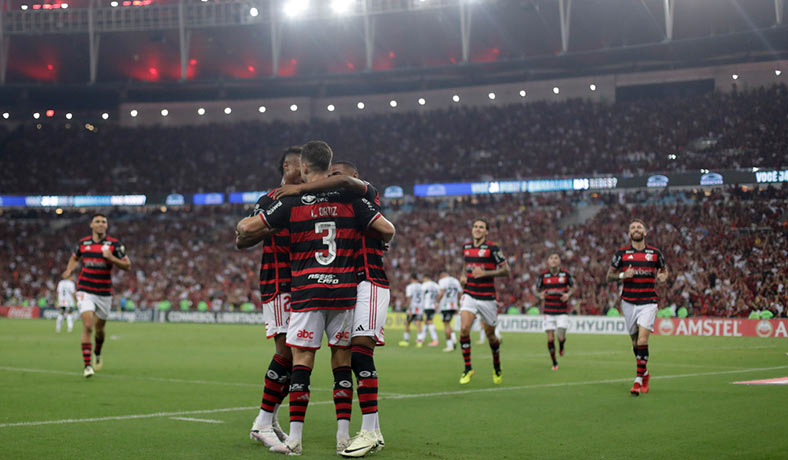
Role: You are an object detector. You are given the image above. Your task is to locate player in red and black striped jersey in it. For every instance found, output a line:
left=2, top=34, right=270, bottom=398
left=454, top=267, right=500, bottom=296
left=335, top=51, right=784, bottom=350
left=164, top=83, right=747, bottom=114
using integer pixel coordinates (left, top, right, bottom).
left=237, top=141, right=395, bottom=456
left=606, top=219, right=668, bottom=396
left=271, top=160, right=391, bottom=452
left=458, top=219, right=510, bottom=385
left=62, top=213, right=131, bottom=378
left=535, top=253, right=576, bottom=370
left=236, top=146, right=302, bottom=449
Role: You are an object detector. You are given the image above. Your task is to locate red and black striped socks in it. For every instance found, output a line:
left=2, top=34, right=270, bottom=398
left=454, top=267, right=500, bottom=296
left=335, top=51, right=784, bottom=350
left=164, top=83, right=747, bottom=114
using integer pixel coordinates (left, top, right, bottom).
left=460, top=335, right=472, bottom=372
left=81, top=342, right=92, bottom=367
left=352, top=345, right=379, bottom=432
left=288, top=365, right=311, bottom=442
left=548, top=340, right=557, bottom=366
left=333, top=365, right=353, bottom=438
left=490, top=340, right=501, bottom=373
left=94, top=333, right=104, bottom=357
left=259, top=354, right=292, bottom=425
left=635, top=345, right=649, bottom=382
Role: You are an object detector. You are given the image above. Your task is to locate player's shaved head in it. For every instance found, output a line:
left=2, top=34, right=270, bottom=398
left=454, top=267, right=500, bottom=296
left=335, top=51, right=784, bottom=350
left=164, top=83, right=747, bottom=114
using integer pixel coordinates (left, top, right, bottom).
left=329, top=161, right=359, bottom=178
left=300, top=140, right=333, bottom=172
left=278, top=145, right=302, bottom=177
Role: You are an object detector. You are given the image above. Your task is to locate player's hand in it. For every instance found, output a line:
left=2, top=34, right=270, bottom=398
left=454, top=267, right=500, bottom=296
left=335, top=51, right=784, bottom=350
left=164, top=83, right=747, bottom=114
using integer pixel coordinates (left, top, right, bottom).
left=537, top=291, right=545, bottom=300
left=657, top=271, right=668, bottom=283
left=621, top=267, right=635, bottom=279
left=383, top=243, right=390, bottom=252
left=61, top=270, right=71, bottom=279
left=560, top=293, right=571, bottom=302
left=272, top=184, right=303, bottom=200
left=472, top=267, right=486, bottom=278
left=101, top=247, right=113, bottom=259
left=459, top=275, right=467, bottom=285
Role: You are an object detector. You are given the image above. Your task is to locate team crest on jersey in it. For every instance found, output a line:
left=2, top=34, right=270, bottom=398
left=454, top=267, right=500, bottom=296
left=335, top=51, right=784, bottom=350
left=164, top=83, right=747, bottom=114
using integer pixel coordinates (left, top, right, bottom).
left=558, top=275, right=566, bottom=283
left=645, top=253, right=654, bottom=261
left=477, top=249, right=487, bottom=257
left=301, top=194, right=317, bottom=205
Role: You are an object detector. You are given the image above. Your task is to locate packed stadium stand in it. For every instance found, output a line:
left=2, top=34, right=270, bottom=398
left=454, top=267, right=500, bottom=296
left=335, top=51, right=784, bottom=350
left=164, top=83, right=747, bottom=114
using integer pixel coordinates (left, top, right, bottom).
left=1, top=84, right=787, bottom=195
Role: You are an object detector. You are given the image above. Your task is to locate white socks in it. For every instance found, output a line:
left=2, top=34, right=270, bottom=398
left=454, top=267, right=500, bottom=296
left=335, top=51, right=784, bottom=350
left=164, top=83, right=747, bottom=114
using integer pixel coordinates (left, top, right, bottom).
left=428, top=324, right=438, bottom=341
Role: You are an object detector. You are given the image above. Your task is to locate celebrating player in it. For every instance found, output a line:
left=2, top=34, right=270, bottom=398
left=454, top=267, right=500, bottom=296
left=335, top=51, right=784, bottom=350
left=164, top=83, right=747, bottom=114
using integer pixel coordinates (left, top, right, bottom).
left=62, top=214, right=131, bottom=378
left=55, top=274, right=77, bottom=333
left=436, top=272, right=462, bottom=351
left=401, top=273, right=425, bottom=347
left=458, top=219, right=510, bottom=385
left=237, top=141, right=395, bottom=456
left=606, top=219, right=668, bottom=396
left=236, top=146, right=302, bottom=449
left=418, top=274, right=441, bottom=347
left=535, top=253, right=575, bottom=370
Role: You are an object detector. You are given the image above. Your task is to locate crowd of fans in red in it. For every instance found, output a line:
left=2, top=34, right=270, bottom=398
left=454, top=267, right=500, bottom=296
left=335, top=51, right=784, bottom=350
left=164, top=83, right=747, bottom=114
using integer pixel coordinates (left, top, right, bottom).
left=2, top=187, right=785, bottom=318
left=1, top=84, right=786, bottom=195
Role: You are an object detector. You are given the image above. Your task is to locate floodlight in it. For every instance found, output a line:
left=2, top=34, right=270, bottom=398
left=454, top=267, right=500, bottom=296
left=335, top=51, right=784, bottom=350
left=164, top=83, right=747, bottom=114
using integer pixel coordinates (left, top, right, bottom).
left=330, top=0, right=353, bottom=15
left=488, top=92, right=496, bottom=100
left=283, top=0, right=308, bottom=18
left=66, top=113, right=73, bottom=119
left=327, top=104, right=335, bottom=112
left=389, top=100, right=397, bottom=108
left=161, top=109, right=169, bottom=117
left=130, top=110, right=138, bottom=117
left=224, top=107, right=232, bottom=115
left=731, top=74, right=739, bottom=80
left=552, top=87, right=560, bottom=94
left=290, top=104, right=298, bottom=112
left=452, top=95, right=460, bottom=102
left=519, top=90, right=526, bottom=97
left=417, top=98, right=426, bottom=106
left=249, top=7, right=259, bottom=17
left=258, top=106, right=266, bottom=113
left=197, top=108, right=206, bottom=115
left=589, top=84, right=597, bottom=91
left=357, top=102, right=365, bottom=110
left=33, top=112, right=40, bottom=119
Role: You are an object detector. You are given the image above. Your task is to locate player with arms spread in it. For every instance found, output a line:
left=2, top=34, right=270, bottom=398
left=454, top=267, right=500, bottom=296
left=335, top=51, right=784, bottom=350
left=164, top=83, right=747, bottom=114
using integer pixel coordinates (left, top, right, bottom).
left=436, top=272, right=462, bottom=351
left=236, top=146, right=302, bottom=449
left=606, top=219, right=668, bottom=396
left=458, top=219, right=510, bottom=385
left=62, top=213, right=131, bottom=378
left=237, top=141, right=395, bottom=456
left=535, top=253, right=576, bottom=370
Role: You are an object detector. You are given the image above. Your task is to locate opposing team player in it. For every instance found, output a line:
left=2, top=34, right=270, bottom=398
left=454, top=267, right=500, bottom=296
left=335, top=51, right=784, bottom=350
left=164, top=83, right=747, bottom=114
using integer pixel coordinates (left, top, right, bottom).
left=272, top=160, right=392, bottom=456
left=535, top=253, right=575, bottom=370
left=62, top=214, right=131, bottom=378
left=418, top=274, right=441, bottom=347
left=236, top=146, right=302, bottom=449
left=238, top=141, right=395, bottom=456
left=458, top=219, right=510, bottom=385
left=400, top=274, right=425, bottom=347
left=606, top=219, right=668, bottom=396
left=436, top=272, right=462, bottom=351
left=56, top=275, right=77, bottom=333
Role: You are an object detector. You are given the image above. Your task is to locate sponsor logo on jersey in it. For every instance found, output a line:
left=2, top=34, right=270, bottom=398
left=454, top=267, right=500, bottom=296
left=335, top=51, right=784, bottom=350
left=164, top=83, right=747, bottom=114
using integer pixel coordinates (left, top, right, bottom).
left=266, top=201, right=282, bottom=215
left=301, top=194, right=317, bottom=205
left=334, top=331, right=350, bottom=341
left=297, top=329, right=315, bottom=340
left=307, top=273, right=340, bottom=284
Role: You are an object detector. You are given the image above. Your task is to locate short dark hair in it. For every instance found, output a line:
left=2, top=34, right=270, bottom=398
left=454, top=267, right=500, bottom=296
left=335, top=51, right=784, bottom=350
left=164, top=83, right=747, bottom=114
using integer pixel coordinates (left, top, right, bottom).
left=300, top=140, right=333, bottom=172
left=472, top=218, right=489, bottom=230
left=91, top=213, right=107, bottom=221
left=332, top=160, right=358, bottom=175
left=630, top=218, right=647, bottom=229
left=278, top=145, right=302, bottom=177
left=547, top=252, right=561, bottom=260
left=411, top=272, right=419, bottom=280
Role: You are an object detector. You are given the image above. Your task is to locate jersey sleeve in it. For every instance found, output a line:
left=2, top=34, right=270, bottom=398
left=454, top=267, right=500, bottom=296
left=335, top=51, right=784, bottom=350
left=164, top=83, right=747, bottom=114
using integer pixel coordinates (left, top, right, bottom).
left=353, top=195, right=382, bottom=229
left=260, top=198, right=292, bottom=230
left=365, top=181, right=382, bottom=209
left=535, top=274, right=544, bottom=291
left=250, top=193, right=275, bottom=217
left=113, top=241, right=127, bottom=259
left=492, top=245, right=506, bottom=266
left=656, top=249, right=666, bottom=269
left=611, top=250, right=623, bottom=269
left=74, top=243, right=82, bottom=258
left=566, top=272, right=575, bottom=287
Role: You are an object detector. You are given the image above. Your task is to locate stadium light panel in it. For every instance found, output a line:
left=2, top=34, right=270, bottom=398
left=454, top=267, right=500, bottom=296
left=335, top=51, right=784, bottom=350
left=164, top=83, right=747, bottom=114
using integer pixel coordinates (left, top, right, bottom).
left=258, top=106, right=266, bottom=113
left=290, top=104, right=298, bottom=112
left=331, top=0, right=353, bottom=15
left=46, top=110, right=55, bottom=117
left=452, top=94, right=460, bottom=102
left=357, top=102, right=365, bottom=110
left=327, top=104, right=335, bottom=112
left=553, top=86, right=560, bottom=94
left=111, top=1, right=118, bottom=6
left=33, top=112, right=40, bottom=119
left=249, top=7, right=259, bottom=17
left=418, top=98, right=426, bottom=106
left=224, top=107, right=232, bottom=115
left=519, top=90, right=526, bottom=97
left=283, top=0, right=308, bottom=18
left=66, top=113, right=73, bottom=119
left=101, top=113, right=109, bottom=120
left=775, top=70, right=782, bottom=76
left=196, top=108, right=205, bottom=116
left=389, top=100, right=397, bottom=108
left=61, top=3, right=68, bottom=8
left=488, top=92, right=496, bottom=100
left=161, top=109, right=169, bottom=117
left=2, top=112, right=9, bottom=119
left=731, top=74, right=739, bottom=80
left=21, top=5, right=29, bottom=10
left=589, top=84, right=597, bottom=91
left=130, top=110, right=138, bottom=117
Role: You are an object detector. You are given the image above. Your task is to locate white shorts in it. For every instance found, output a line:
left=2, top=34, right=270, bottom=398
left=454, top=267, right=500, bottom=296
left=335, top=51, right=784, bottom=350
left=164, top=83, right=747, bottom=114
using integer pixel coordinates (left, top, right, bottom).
left=543, top=314, right=569, bottom=331
left=77, top=292, right=111, bottom=320
left=262, top=293, right=291, bottom=338
left=286, top=309, right=354, bottom=350
left=353, top=281, right=389, bottom=345
left=460, top=294, right=498, bottom=327
left=621, top=301, right=658, bottom=336
left=408, top=305, right=424, bottom=316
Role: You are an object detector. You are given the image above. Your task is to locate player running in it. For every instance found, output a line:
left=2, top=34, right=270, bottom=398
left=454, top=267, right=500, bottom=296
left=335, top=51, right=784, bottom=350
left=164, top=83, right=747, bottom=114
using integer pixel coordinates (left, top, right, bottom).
left=535, top=253, right=575, bottom=370
left=418, top=274, right=441, bottom=347
left=436, top=272, right=462, bottom=351
left=238, top=141, right=395, bottom=456
left=55, top=275, right=77, bottom=333
left=401, top=274, right=425, bottom=347
left=606, top=219, right=668, bottom=396
left=458, top=219, right=510, bottom=385
left=236, top=146, right=302, bottom=449
left=62, top=214, right=131, bottom=378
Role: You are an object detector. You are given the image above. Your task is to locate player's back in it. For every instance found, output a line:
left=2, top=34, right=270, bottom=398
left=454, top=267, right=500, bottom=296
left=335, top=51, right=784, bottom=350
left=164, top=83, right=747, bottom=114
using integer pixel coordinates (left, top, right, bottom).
left=57, top=279, right=76, bottom=307
left=422, top=280, right=441, bottom=309
left=438, top=276, right=462, bottom=310
left=406, top=282, right=424, bottom=309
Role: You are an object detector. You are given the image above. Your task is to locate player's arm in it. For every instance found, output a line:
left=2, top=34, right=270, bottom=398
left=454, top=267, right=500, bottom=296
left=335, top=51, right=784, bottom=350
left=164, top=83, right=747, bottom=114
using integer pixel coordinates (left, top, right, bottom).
left=561, top=274, right=576, bottom=302
left=62, top=254, right=80, bottom=279
left=656, top=250, right=669, bottom=283
left=235, top=215, right=274, bottom=249
left=102, top=246, right=131, bottom=271
left=436, top=288, right=446, bottom=305
left=272, top=175, right=367, bottom=200
left=606, top=252, right=633, bottom=282
left=369, top=215, right=395, bottom=243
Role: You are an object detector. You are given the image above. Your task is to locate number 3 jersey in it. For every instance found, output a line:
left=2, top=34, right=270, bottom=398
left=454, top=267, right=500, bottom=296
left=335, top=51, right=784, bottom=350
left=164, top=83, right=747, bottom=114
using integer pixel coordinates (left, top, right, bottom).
left=260, top=189, right=381, bottom=312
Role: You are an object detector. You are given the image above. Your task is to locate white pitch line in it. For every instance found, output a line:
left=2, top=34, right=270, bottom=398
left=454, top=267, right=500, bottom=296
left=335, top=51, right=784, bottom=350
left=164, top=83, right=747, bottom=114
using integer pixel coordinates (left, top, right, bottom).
left=2, top=365, right=786, bottom=429
left=170, top=417, right=225, bottom=424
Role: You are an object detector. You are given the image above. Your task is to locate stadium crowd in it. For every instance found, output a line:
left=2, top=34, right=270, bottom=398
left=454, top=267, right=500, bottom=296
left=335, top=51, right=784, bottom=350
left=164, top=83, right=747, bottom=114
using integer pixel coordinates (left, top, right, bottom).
left=1, top=84, right=786, bottom=195
left=2, top=187, right=786, bottom=318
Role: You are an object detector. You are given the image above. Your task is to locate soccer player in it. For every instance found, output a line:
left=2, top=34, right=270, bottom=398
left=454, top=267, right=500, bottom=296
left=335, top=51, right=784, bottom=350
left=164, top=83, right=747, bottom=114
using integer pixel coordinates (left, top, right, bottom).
left=237, top=141, right=395, bottom=456
left=418, top=274, right=441, bottom=347
left=535, top=253, right=576, bottom=370
left=401, top=274, right=425, bottom=347
left=272, top=160, right=391, bottom=456
left=55, top=275, right=77, bottom=333
left=606, top=219, right=668, bottom=396
left=62, top=214, right=131, bottom=378
left=436, top=272, right=462, bottom=351
left=458, top=219, right=510, bottom=385
left=236, top=146, right=302, bottom=449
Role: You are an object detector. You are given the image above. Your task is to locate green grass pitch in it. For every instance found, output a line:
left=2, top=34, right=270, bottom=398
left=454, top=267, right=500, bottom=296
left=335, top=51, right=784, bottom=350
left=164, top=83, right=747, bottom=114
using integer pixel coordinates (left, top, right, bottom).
left=1, top=319, right=786, bottom=459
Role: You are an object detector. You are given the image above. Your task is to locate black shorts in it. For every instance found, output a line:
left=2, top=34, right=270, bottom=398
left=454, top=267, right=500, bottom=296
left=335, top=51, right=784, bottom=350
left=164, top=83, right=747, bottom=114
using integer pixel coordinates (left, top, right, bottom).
left=424, top=309, right=436, bottom=321
left=407, top=313, right=423, bottom=323
left=441, top=310, right=457, bottom=323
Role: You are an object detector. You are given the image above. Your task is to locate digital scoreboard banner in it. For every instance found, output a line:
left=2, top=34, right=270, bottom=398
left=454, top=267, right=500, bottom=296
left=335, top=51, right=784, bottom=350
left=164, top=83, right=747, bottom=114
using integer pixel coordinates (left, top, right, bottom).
left=0, top=195, right=147, bottom=207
